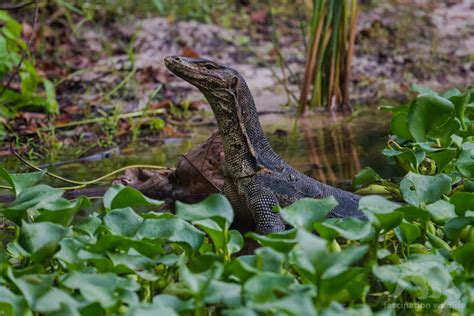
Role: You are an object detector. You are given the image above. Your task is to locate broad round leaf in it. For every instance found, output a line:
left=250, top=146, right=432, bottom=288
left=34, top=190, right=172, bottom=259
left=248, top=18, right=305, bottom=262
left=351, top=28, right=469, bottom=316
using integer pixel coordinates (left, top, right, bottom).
left=280, top=197, right=338, bottom=231
left=137, top=218, right=204, bottom=254
left=104, top=207, right=143, bottom=237
left=18, top=221, right=71, bottom=262
left=103, top=184, right=163, bottom=210
left=176, top=193, right=234, bottom=226
left=408, top=94, right=458, bottom=146
left=400, top=172, right=451, bottom=206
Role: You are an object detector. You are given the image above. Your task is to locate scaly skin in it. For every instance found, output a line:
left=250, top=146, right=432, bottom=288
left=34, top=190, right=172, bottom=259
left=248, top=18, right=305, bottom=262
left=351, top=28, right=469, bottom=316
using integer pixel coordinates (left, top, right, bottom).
left=164, top=56, right=366, bottom=234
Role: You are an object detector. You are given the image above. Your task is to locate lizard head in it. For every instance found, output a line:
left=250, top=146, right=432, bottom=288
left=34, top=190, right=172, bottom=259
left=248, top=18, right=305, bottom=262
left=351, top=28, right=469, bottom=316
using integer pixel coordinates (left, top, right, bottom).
left=164, top=56, right=242, bottom=115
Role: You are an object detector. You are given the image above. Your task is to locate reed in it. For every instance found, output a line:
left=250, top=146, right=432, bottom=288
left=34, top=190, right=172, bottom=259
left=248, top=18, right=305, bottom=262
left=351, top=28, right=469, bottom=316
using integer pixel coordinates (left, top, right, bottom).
left=298, top=0, right=358, bottom=114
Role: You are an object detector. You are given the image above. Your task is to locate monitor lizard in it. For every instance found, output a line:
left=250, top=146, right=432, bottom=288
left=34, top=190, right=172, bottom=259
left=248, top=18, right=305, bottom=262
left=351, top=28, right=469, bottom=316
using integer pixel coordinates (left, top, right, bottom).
left=164, top=56, right=366, bottom=234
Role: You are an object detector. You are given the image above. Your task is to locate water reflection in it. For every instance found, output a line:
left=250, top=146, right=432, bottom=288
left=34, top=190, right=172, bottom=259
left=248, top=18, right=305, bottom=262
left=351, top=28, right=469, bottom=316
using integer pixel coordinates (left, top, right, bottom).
left=0, top=108, right=393, bottom=190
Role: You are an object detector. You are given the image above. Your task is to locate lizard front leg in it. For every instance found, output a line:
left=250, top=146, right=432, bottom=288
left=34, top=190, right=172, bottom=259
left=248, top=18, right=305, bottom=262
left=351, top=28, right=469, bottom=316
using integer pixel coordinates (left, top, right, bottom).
left=223, top=177, right=255, bottom=232
left=243, top=180, right=286, bottom=235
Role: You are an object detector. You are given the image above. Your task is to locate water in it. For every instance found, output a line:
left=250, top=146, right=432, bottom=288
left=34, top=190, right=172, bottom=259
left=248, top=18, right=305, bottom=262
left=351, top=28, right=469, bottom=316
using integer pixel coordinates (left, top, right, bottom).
left=0, top=107, right=394, bottom=191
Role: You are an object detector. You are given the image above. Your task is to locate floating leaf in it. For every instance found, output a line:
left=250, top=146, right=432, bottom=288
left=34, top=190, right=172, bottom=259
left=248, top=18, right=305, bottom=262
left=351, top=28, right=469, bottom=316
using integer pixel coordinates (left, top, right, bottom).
left=103, top=184, right=163, bottom=210
left=18, top=221, right=71, bottom=263
left=314, top=217, right=372, bottom=241
left=408, top=94, right=459, bottom=146
left=104, top=207, right=143, bottom=237
left=353, top=167, right=382, bottom=187
left=280, top=197, right=338, bottom=231
left=0, top=167, right=45, bottom=196
left=400, top=172, right=451, bottom=206
left=0, top=286, right=28, bottom=316
left=426, top=200, right=456, bottom=224
left=397, top=220, right=421, bottom=244
left=1, top=185, right=64, bottom=225
left=358, top=196, right=403, bottom=231
left=176, top=193, right=234, bottom=226
left=62, top=271, right=139, bottom=309
left=456, top=142, right=474, bottom=178
left=125, top=303, right=177, bottom=316
left=390, top=112, right=412, bottom=140
left=450, top=192, right=474, bottom=216
left=137, top=217, right=204, bottom=254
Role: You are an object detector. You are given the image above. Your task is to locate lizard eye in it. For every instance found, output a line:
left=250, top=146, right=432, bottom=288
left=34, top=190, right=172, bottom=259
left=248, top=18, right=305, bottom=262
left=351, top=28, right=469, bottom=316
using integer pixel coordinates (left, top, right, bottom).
left=204, top=63, right=217, bottom=70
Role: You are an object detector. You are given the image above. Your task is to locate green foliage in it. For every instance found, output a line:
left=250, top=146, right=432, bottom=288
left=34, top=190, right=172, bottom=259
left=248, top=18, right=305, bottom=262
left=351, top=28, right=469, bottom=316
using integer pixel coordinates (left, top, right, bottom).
left=0, top=86, right=474, bottom=314
left=381, top=85, right=474, bottom=177
left=0, top=10, right=58, bottom=119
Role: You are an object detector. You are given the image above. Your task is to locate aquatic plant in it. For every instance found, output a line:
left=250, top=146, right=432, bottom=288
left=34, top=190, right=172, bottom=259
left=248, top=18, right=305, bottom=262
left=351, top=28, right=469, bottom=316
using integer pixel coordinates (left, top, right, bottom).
left=299, top=0, right=358, bottom=113
left=0, top=86, right=473, bottom=314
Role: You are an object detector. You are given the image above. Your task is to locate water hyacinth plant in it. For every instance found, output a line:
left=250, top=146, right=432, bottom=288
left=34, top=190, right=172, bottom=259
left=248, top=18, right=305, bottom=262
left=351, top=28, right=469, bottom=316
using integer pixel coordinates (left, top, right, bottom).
left=0, top=86, right=472, bottom=314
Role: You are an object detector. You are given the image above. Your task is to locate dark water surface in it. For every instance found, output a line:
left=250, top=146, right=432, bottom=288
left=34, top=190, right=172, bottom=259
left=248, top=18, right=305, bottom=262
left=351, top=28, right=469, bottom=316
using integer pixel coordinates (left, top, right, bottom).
left=0, top=107, right=394, bottom=245
left=1, top=107, right=394, bottom=190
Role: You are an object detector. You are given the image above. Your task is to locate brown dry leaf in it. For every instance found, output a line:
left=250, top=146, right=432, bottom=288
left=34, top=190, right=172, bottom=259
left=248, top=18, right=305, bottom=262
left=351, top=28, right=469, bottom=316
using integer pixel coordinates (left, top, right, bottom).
left=113, top=132, right=225, bottom=203
left=181, top=46, right=200, bottom=58
left=250, top=8, right=269, bottom=24
left=175, top=131, right=224, bottom=195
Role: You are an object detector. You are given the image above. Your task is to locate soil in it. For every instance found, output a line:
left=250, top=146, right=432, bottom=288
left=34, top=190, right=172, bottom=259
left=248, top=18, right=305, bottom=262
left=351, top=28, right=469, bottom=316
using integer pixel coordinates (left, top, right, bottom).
left=2, top=0, right=473, bottom=158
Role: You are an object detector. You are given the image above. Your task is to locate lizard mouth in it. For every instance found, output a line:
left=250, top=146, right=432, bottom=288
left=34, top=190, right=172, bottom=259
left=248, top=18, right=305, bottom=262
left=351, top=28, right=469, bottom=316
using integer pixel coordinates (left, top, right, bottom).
left=164, top=56, right=223, bottom=89
left=164, top=56, right=200, bottom=81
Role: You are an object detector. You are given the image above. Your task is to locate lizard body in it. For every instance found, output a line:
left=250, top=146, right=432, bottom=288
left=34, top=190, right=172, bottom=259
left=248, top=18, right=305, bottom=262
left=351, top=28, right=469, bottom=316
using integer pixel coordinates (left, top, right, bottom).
left=165, top=56, right=366, bottom=234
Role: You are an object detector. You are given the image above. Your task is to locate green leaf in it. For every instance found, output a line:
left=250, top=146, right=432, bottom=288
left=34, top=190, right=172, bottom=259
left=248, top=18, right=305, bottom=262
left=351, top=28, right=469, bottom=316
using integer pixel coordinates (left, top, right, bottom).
left=395, top=205, right=430, bottom=223
left=450, top=192, right=474, bottom=216
left=390, top=112, right=412, bottom=140
left=43, top=79, right=59, bottom=114
left=7, top=269, right=55, bottom=311
left=0, top=167, right=45, bottom=196
left=107, top=251, right=158, bottom=281
left=74, top=216, right=102, bottom=237
left=137, top=217, right=204, bottom=254
left=280, top=197, right=338, bottom=231
left=34, top=288, right=79, bottom=314
left=103, top=207, right=144, bottom=237
left=353, top=167, right=382, bottom=187
left=400, top=172, right=451, bottom=206
left=382, top=148, right=425, bottom=171
left=452, top=243, right=474, bottom=273
left=243, top=272, right=295, bottom=304
left=449, top=90, right=469, bottom=129
left=18, top=221, right=71, bottom=262
left=358, top=196, right=403, bottom=231
left=228, top=230, right=244, bottom=255
left=176, top=193, right=234, bottom=226
left=456, top=142, right=474, bottom=178
left=319, top=268, right=368, bottom=305
left=62, top=271, right=139, bottom=309
left=426, top=200, right=456, bottom=224
left=408, top=94, right=459, bottom=146
left=103, top=184, right=163, bottom=210
left=54, top=237, right=86, bottom=269
left=125, top=303, right=177, bottom=316
left=152, top=294, right=193, bottom=313
left=0, top=185, right=64, bottom=225
left=444, top=217, right=473, bottom=242
left=314, top=217, right=372, bottom=241
left=429, top=148, right=457, bottom=172
left=0, top=286, right=28, bottom=316
left=372, top=259, right=454, bottom=301
left=411, top=83, right=437, bottom=96
left=397, top=220, right=421, bottom=244
left=246, top=229, right=297, bottom=253
left=35, top=196, right=90, bottom=226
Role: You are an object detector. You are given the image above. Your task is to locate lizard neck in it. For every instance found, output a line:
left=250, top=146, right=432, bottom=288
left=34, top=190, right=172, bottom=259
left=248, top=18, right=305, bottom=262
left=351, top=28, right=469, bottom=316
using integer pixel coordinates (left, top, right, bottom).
left=205, top=80, right=283, bottom=178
